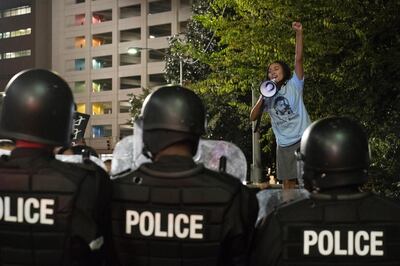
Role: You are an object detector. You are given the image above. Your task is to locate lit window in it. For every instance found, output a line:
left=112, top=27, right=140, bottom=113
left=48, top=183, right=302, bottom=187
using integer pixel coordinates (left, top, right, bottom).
left=92, top=32, right=112, bottom=47
left=75, top=14, right=85, bottom=26
left=92, top=9, right=112, bottom=24
left=0, top=5, right=31, bottom=18
left=1, top=49, right=31, bottom=60
left=75, top=58, right=85, bottom=71
left=92, top=55, right=112, bottom=69
left=92, top=79, right=112, bottom=92
left=76, top=103, right=86, bottom=113
left=75, top=36, right=86, bottom=48
left=92, top=102, right=112, bottom=115
left=92, top=125, right=112, bottom=138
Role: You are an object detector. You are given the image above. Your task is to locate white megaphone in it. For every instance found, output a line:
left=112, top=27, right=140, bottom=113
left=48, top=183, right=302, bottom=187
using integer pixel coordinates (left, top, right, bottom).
left=259, top=79, right=278, bottom=98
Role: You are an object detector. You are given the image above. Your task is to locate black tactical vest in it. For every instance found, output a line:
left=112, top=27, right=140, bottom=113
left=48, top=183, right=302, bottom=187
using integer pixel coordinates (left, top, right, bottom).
left=0, top=154, right=104, bottom=266
left=111, top=163, right=242, bottom=266
left=276, top=193, right=400, bottom=266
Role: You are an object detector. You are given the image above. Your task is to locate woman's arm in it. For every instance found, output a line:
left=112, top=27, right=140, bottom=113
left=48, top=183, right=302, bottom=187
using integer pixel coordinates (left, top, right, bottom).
left=250, top=96, right=264, bottom=121
left=292, top=22, right=304, bottom=80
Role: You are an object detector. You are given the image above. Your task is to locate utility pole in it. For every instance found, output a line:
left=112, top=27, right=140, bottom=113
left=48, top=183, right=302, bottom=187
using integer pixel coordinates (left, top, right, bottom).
left=251, top=86, right=263, bottom=183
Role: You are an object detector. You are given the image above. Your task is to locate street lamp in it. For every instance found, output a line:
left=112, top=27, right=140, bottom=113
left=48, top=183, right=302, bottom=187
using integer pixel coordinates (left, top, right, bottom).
left=127, top=47, right=183, bottom=85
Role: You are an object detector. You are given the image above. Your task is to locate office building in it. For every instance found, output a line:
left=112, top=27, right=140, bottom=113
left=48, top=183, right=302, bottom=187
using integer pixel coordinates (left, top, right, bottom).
left=52, top=0, right=192, bottom=153
left=0, top=0, right=52, bottom=91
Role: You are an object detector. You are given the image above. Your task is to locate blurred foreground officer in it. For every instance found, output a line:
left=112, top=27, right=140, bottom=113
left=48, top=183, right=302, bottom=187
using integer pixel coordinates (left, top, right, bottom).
left=0, top=69, right=112, bottom=266
left=250, top=117, right=400, bottom=266
left=111, top=86, right=258, bottom=266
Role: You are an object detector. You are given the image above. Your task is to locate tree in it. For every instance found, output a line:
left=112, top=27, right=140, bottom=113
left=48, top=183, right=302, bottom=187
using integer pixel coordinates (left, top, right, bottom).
left=164, top=0, right=400, bottom=195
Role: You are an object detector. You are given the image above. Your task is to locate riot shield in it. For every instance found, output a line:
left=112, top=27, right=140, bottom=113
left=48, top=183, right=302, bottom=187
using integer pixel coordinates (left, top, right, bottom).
left=256, top=188, right=310, bottom=222
left=110, top=134, right=150, bottom=178
left=111, top=137, right=248, bottom=181
left=194, top=139, right=248, bottom=182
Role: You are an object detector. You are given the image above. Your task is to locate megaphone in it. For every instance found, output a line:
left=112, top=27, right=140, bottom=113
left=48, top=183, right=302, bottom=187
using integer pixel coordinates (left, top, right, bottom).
left=259, top=79, right=278, bottom=98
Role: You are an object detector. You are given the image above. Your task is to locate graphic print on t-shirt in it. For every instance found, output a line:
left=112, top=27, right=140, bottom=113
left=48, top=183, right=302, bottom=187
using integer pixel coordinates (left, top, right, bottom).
left=274, top=96, right=293, bottom=116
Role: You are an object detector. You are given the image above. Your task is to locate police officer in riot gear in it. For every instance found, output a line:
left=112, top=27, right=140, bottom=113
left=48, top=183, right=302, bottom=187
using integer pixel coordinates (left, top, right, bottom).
left=111, top=85, right=258, bottom=266
left=250, top=116, right=400, bottom=265
left=0, top=69, right=112, bottom=266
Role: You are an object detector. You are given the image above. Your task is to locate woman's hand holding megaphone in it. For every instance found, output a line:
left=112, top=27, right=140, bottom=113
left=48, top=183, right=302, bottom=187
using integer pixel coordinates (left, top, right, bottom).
left=259, top=79, right=278, bottom=98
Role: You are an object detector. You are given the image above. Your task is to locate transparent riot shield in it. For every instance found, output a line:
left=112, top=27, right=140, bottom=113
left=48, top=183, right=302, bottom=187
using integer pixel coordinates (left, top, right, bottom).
left=112, top=135, right=248, bottom=181
left=256, top=188, right=310, bottom=222
left=194, top=139, right=247, bottom=182
left=110, top=138, right=151, bottom=178
left=110, top=119, right=151, bottom=178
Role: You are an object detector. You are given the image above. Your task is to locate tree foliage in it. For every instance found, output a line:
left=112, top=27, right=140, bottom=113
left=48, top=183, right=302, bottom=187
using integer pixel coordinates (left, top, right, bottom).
left=163, top=0, right=400, bottom=196
left=128, top=87, right=152, bottom=121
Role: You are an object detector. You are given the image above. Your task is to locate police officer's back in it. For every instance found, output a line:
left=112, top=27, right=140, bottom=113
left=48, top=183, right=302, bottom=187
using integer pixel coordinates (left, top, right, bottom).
left=250, top=117, right=400, bottom=266
left=111, top=86, right=259, bottom=266
left=0, top=69, right=112, bottom=266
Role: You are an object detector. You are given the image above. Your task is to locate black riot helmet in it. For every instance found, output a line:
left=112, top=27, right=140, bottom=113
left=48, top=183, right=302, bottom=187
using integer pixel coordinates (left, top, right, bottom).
left=298, top=116, right=370, bottom=190
left=0, top=69, right=75, bottom=146
left=140, top=85, right=206, bottom=158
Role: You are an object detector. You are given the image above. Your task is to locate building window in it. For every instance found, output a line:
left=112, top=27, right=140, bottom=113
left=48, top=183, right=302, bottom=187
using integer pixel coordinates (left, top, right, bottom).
left=76, top=103, right=86, bottom=113
left=149, top=73, right=167, bottom=88
left=92, top=32, right=112, bottom=47
left=73, top=81, right=86, bottom=93
left=119, top=101, right=131, bottom=113
left=148, top=49, right=168, bottom=62
left=179, top=21, right=189, bottom=34
left=148, top=0, right=171, bottom=14
left=92, top=79, right=112, bottom=92
left=120, top=4, right=141, bottom=19
left=119, top=124, right=133, bottom=139
left=1, top=49, right=31, bottom=60
left=92, top=102, right=112, bottom=115
left=149, top=24, right=171, bottom=38
left=120, top=28, right=141, bottom=42
left=120, top=53, right=141, bottom=66
left=92, top=9, right=112, bottom=24
left=180, top=0, right=193, bottom=8
left=0, top=5, right=31, bottom=18
left=120, top=76, right=141, bottom=90
left=92, top=55, right=112, bottom=69
left=92, top=125, right=112, bottom=138
left=75, top=14, right=85, bottom=25
left=75, top=36, right=86, bottom=48
left=0, top=28, right=31, bottom=39
left=75, top=58, right=85, bottom=71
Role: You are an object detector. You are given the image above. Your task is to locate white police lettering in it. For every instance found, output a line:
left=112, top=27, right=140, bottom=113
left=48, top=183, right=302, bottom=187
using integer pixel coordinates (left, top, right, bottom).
left=0, top=196, right=55, bottom=225
left=125, top=210, right=204, bottom=239
left=303, top=230, right=384, bottom=256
